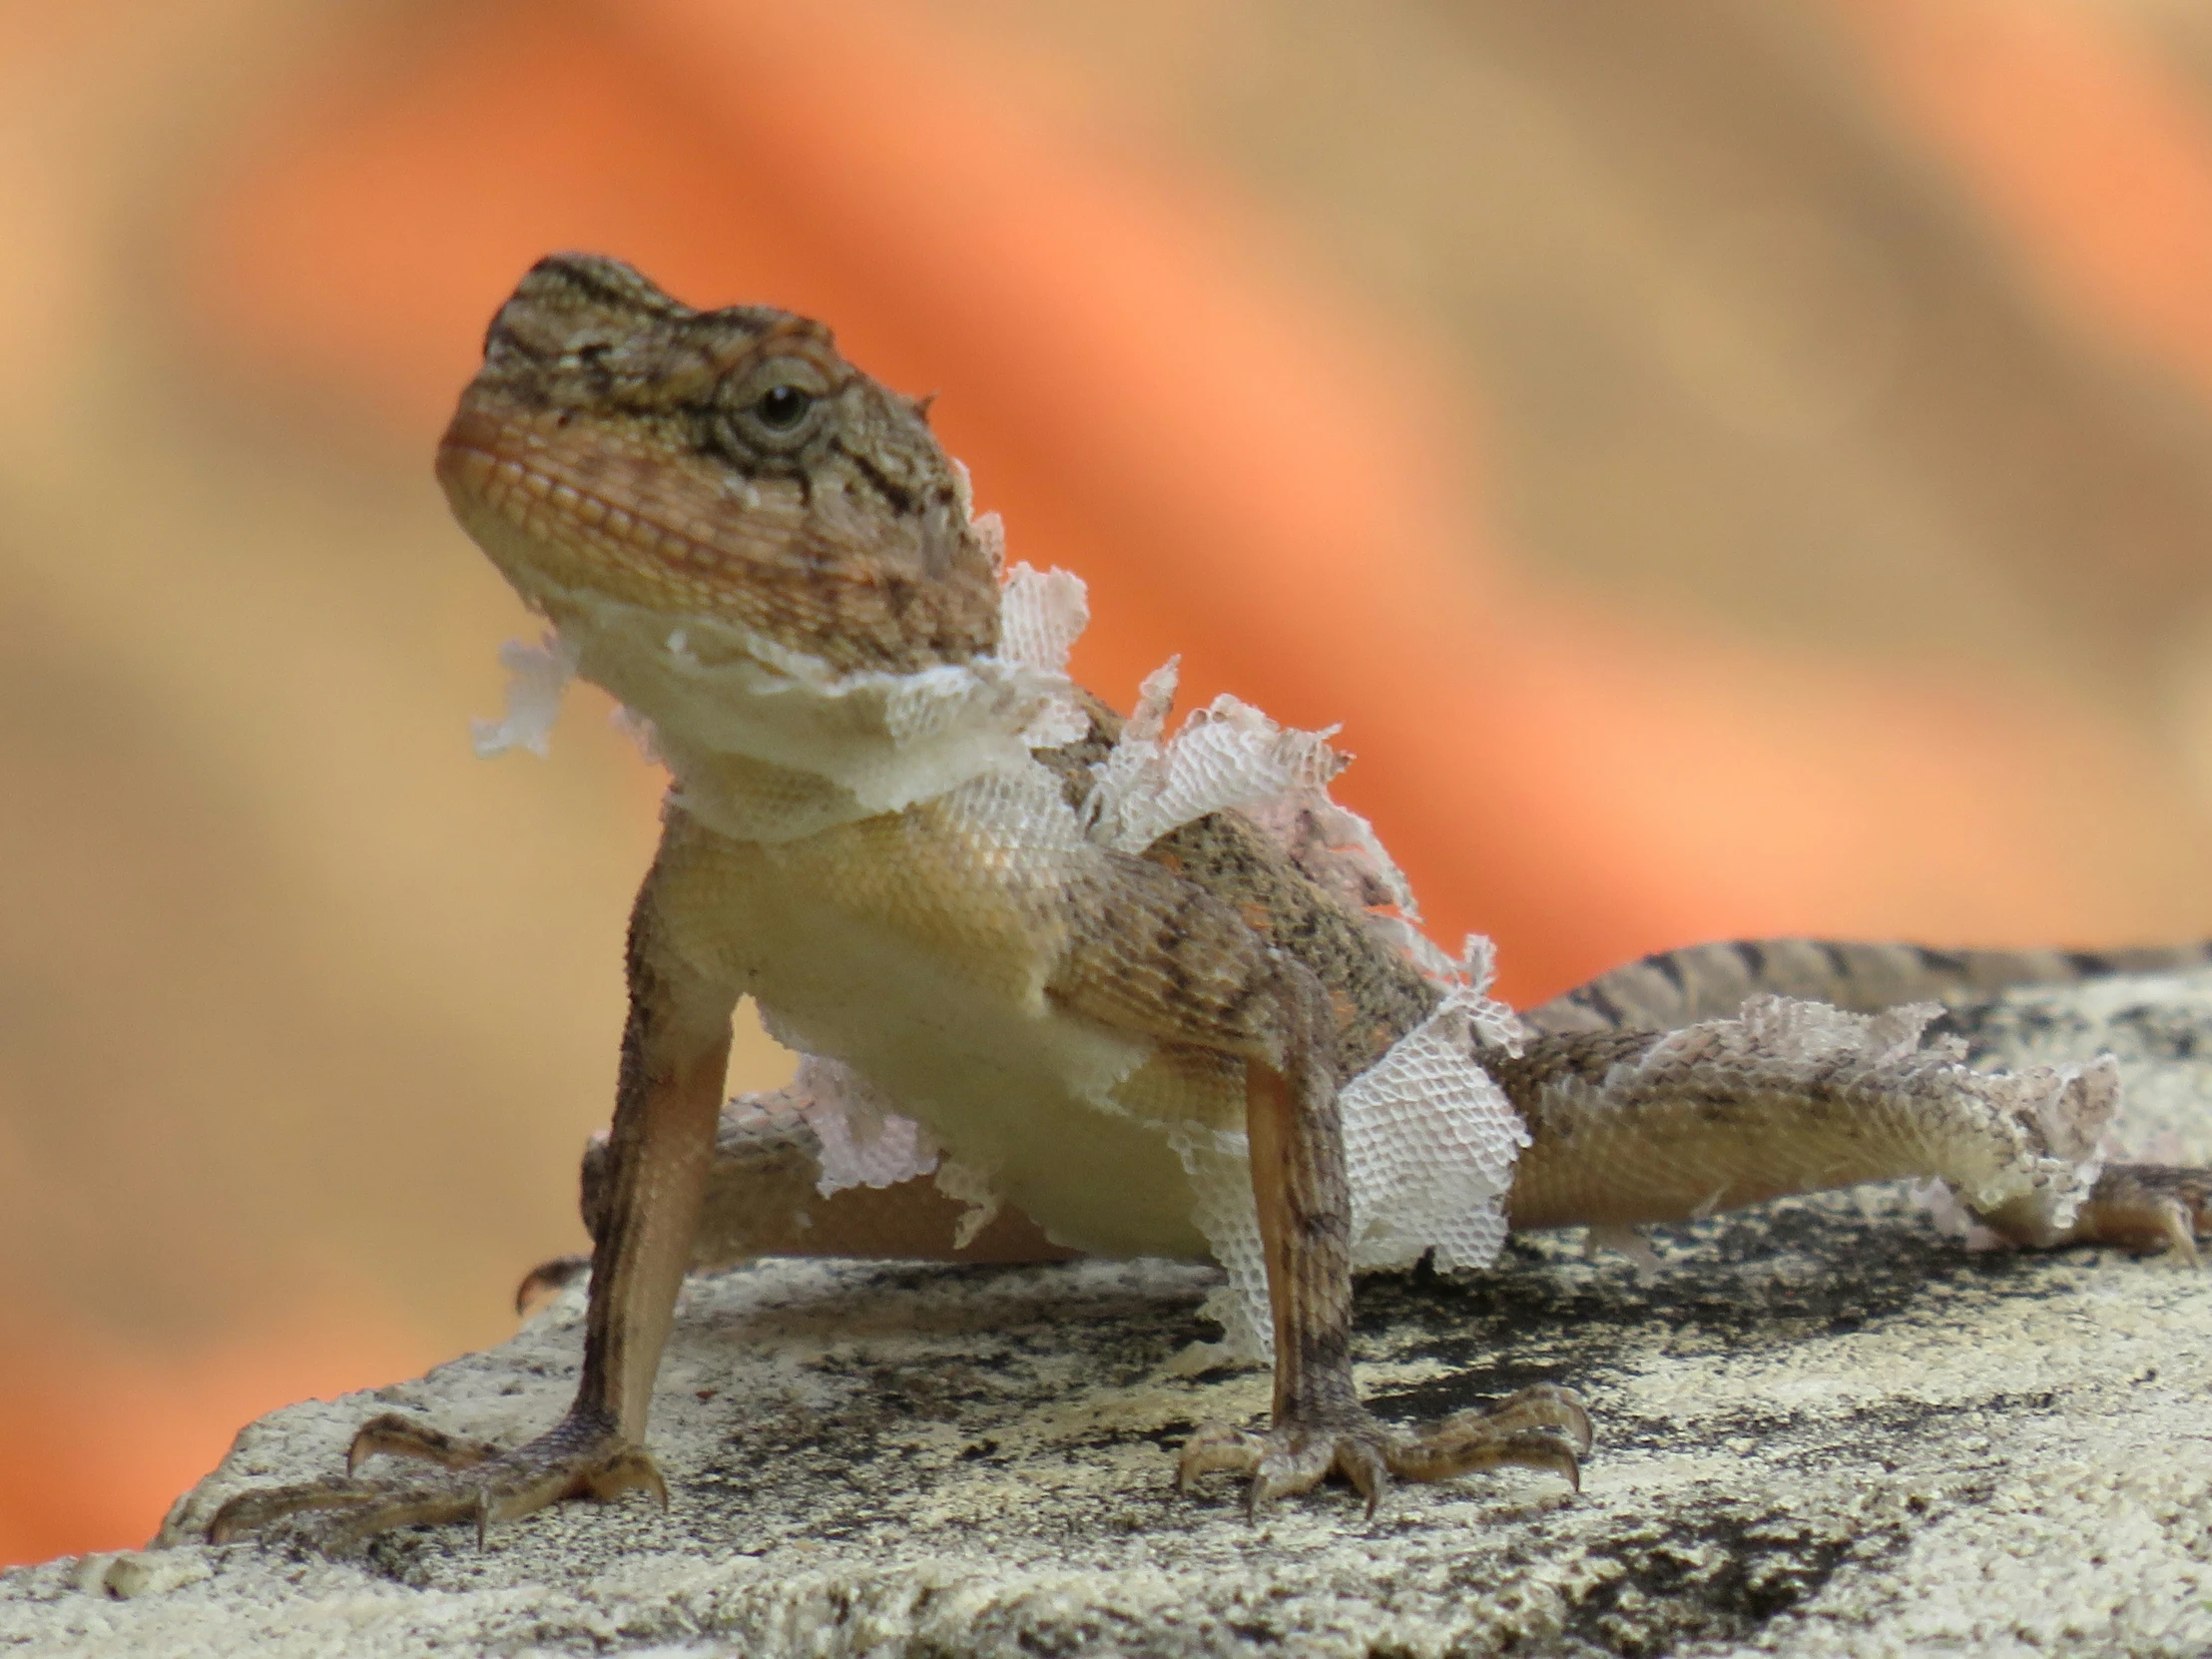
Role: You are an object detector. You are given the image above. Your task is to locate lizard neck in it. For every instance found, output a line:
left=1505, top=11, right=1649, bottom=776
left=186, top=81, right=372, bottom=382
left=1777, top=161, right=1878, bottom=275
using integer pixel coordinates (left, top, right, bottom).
left=519, top=561, right=1090, bottom=845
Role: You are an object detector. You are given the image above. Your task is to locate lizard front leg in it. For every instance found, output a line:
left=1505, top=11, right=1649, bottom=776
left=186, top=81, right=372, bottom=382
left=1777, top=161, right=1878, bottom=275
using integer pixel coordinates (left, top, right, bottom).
left=1176, top=959, right=1592, bottom=1521
left=1170, top=955, right=1588, bottom=1516
left=1039, top=852, right=1586, bottom=1516
left=211, top=850, right=737, bottom=1549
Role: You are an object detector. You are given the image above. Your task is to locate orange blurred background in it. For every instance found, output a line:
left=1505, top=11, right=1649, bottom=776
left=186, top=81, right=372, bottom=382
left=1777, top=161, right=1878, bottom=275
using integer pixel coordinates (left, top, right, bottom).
left=12, top=0, right=2212, bottom=1564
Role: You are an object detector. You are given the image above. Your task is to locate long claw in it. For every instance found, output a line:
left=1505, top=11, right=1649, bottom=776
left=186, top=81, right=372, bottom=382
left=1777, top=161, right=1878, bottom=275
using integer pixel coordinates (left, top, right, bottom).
left=209, top=1482, right=396, bottom=1544
left=1175, top=1423, right=1265, bottom=1493
left=1339, top=1437, right=1388, bottom=1523
left=347, top=1412, right=499, bottom=1474
left=514, top=1254, right=591, bottom=1318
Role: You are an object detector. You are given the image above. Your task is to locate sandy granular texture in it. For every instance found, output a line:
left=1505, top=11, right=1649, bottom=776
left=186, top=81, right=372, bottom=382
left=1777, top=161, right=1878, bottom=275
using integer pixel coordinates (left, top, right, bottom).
left=8, top=972, right=2212, bottom=1658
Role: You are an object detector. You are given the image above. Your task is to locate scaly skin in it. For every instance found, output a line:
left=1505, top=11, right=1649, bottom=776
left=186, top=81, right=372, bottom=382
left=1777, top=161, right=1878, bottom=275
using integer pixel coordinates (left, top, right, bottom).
left=210, top=255, right=2211, bottom=1551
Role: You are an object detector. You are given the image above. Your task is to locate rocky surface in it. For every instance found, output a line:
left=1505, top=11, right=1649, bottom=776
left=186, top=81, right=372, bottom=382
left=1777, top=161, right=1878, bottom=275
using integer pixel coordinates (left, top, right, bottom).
left=8, top=971, right=2212, bottom=1657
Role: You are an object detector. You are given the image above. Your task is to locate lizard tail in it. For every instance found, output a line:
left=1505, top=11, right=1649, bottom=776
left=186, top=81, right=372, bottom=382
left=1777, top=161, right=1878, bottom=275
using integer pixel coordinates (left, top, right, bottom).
left=1522, top=937, right=2212, bottom=1036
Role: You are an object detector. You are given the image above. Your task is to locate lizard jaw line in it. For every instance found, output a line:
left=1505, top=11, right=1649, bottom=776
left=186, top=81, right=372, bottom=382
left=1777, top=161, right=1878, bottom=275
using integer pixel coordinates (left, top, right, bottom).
left=438, top=406, right=995, bottom=679
left=437, top=433, right=772, bottom=621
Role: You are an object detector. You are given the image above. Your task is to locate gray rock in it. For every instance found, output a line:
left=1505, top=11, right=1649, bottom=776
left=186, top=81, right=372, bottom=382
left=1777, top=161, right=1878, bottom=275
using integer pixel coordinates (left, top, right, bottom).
left=9, top=972, right=2212, bottom=1657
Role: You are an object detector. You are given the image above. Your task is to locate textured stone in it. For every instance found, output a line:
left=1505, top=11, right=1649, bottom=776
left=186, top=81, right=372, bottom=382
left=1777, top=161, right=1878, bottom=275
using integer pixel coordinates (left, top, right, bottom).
left=7, top=971, right=2212, bottom=1657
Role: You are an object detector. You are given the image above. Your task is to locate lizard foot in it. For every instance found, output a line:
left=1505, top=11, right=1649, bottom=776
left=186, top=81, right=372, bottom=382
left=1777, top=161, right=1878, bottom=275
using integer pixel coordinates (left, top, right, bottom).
left=206, top=1408, right=665, bottom=1551
left=2061, top=1163, right=2212, bottom=1265
left=1177, top=1382, right=1590, bottom=1520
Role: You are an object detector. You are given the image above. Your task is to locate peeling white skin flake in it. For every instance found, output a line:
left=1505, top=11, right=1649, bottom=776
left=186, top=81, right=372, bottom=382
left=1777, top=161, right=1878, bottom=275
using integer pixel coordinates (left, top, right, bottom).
left=1166, top=1121, right=1271, bottom=1369
left=1910, top=1177, right=2007, bottom=1252
left=933, top=1158, right=1003, bottom=1250
left=1084, top=659, right=1347, bottom=854
left=609, top=704, right=663, bottom=764
left=500, top=558, right=1094, bottom=841
left=1239, top=790, right=1419, bottom=913
left=993, top=563, right=1090, bottom=747
left=1437, top=933, right=1533, bottom=1052
left=970, top=510, right=1006, bottom=572
left=1168, top=938, right=1533, bottom=1366
left=783, top=1054, right=942, bottom=1196
left=470, top=633, right=580, bottom=758
left=1340, top=939, right=1529, bottom=1277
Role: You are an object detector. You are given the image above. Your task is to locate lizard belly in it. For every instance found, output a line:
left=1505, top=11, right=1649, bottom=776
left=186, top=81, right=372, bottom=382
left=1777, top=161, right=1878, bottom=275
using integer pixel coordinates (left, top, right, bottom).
left=655, top=792, right=1228, bottom=1262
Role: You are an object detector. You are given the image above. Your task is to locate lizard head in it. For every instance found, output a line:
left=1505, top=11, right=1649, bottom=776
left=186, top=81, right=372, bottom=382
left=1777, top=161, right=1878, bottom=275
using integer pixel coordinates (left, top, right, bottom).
left=437, top=254, right=1001, bottom=675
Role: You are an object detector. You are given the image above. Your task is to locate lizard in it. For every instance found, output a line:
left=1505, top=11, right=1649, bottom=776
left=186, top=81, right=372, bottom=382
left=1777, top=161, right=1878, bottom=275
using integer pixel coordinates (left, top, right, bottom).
left=210, top=253, right=2212, bottom=1549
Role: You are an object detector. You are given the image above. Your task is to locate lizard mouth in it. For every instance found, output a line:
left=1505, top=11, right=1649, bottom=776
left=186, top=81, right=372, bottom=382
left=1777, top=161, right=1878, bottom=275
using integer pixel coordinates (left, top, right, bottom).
left=437, top=404, right=775, bottom=610
left=437, top=398, right=1000, bottom=676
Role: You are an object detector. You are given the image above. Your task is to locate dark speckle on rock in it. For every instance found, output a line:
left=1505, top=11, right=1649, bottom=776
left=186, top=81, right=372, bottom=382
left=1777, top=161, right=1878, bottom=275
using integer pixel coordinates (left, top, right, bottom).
left=8, top=969, right=2212, bottom=1654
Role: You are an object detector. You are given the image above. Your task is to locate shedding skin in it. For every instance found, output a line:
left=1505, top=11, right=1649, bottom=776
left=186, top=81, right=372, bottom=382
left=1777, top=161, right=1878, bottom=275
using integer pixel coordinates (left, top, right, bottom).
left=209, top=255, right=2212, bottom=1550
left=1171, top=961, right=1588, bottom=1518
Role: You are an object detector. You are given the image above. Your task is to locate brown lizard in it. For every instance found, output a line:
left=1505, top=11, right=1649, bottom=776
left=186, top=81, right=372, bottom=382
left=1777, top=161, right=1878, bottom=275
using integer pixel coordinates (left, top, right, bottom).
left=210, top=255, right=2212, bottom=1549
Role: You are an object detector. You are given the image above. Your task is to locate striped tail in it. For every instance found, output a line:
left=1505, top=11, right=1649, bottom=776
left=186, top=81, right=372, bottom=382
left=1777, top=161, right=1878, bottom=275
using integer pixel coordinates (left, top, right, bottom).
left=1523, top=938, right=2212, bottom=1036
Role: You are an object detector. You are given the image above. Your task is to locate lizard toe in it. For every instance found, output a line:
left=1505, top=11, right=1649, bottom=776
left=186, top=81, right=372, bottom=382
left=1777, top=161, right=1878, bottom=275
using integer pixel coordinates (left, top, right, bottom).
left=345, top=1411, right=501, bottom=1473
left=1174, top=1421, right=1268, bottom=1490
left=1384, top=1383, right=1591, bottom=1493
left=1178, top=1384, right=1590, bottom=1520
left=1244, top=1426, right=1351, bottom=1519
left=1177, top=1416, right=1371, bottom=1517
left=209, top=1408, right=665, bottom=1553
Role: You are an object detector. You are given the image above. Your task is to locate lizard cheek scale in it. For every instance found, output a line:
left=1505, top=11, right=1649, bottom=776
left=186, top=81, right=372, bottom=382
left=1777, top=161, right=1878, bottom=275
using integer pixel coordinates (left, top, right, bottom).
left=210, top=254, right=2212, bottom=1550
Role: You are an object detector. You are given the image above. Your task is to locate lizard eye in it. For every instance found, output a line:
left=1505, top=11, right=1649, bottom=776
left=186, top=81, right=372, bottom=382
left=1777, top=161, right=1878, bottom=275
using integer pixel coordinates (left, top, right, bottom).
left=726, top=356, right=830, bottom=452
left=753, top=385, right=812, bottom=431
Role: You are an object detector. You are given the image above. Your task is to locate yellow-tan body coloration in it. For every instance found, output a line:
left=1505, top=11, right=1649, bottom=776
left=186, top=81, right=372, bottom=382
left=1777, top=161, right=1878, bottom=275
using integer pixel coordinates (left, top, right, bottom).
left=649, top=805, right=1214, bottom=1263
left=209, top=255, right=2212, bottom=1551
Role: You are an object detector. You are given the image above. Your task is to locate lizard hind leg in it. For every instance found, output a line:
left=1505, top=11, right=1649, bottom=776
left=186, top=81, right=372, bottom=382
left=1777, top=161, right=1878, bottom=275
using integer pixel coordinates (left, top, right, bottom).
left=1997, top=1162, right=2212, bottom=1264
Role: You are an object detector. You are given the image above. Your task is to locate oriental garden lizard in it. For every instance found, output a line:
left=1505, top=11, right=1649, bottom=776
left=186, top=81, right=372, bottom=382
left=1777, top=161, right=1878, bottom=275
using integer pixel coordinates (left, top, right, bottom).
left=211, top=255, right=2212, bottom=1549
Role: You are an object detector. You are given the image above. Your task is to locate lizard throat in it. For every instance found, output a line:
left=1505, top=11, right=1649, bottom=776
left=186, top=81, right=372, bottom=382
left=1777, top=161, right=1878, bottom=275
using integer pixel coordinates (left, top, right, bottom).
left=439, top=436, right=753, bottom=622
left=458, top=507, right=1093, bottom=844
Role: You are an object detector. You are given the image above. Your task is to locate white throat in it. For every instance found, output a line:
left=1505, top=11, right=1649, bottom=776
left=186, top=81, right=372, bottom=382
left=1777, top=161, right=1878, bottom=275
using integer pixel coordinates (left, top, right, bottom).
left=475, top=563, right=1092, bottom=843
